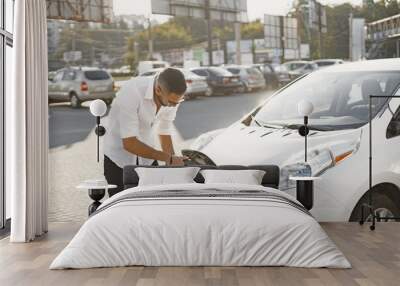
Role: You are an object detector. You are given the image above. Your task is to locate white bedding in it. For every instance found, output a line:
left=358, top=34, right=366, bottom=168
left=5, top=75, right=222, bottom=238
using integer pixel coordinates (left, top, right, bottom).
left=50, top=183, right=351, bottom=269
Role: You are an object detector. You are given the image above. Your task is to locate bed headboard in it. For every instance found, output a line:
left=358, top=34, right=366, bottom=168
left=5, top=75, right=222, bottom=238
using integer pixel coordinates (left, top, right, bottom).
left=123, top=165, right=280, bottom=190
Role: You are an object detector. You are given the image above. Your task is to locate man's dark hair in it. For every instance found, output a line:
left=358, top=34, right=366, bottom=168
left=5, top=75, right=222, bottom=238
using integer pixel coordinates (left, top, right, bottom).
left=158, top=68, right=187, bottom=95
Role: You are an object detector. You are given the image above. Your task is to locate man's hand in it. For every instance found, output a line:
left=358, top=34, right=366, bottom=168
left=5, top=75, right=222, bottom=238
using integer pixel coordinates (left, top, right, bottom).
left=167, top=155, right=188, bottom=166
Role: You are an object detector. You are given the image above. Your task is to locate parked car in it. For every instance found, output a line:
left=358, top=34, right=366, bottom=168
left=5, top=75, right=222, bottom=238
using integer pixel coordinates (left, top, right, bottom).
left=270, top=64, right=292, bottom=87
left=139, top=68, right=210, bottom=99
left=188, top=59, right=400, bottom=222
left=253, top=63, right=292, bottom=88
left=314, top=59, right=344, bottom=69
left=283, top=61, right=318, bottom=80
left=223, top=65, right=266, bottom=92
left=137, top=61, right=169, bottom=75
left=190, top=67, right=242, bottom=96
left=48, top=67, right=116, bottom=108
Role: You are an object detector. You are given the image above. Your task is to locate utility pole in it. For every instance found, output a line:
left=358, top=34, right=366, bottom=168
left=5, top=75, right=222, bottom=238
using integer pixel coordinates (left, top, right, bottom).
left=349, top=12, right=353, bottom=61
left=280, top=16, right=285, bottom=64
left=234, top=22, right=241, bottom=65
left=318, top=3, right=323, bottom=58
left=205, top=0, right=213, bottom=66
left=148, top=17, right=153, bottom=60
left=296, top=8, right=302, bottom=60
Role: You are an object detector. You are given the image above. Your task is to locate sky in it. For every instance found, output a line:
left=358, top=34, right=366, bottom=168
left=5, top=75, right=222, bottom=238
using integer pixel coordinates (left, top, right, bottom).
left=113, top=0, right=363, bottom=20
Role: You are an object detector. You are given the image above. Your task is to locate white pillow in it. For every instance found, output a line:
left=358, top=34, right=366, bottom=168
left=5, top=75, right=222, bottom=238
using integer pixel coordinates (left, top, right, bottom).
left=135, top=167, right=201, bottom=186
left=200, top=169, right=266, bottom=185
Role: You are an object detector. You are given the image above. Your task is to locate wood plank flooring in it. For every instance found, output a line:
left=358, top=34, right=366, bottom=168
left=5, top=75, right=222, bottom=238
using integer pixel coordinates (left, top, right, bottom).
left=0, top=222, right=399, bottom=286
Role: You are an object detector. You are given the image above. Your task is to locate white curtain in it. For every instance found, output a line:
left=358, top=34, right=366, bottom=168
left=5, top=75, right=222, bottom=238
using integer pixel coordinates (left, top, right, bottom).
left=9, top=0, right=49, bottom=242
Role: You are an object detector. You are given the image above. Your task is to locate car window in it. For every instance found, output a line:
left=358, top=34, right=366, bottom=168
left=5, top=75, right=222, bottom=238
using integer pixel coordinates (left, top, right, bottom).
left=153, top=63, right=167, bottom=69
left=209, top=67, right=232, bottom=77
left=192, top=69, right=208, bottom=77
left=62, top=70, right=76, bottom=81
left=305, top=64, right=313, bottom=70
left=316, top=61, right=335, bottom=67
left=84, top=70, right=110, bottom=80
left=227, top=68, right=240, bottom=75
left=141, top=71, right=155, bottom=76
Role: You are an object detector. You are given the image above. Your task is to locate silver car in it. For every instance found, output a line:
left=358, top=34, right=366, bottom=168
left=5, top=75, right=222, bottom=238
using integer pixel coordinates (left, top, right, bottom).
left=48, top=67, right=116, bottom=108
left=139, top=68, right=210, bottom=99
left=224, top=65, right=266, bottom=92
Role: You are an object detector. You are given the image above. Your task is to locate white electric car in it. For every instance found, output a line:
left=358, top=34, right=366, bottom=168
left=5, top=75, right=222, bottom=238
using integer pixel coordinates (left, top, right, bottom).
left=189, top=59, right=400, bottom=222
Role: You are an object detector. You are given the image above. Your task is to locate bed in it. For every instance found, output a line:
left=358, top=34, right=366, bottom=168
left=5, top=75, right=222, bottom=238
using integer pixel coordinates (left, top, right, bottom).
left=50, top=165, right=350, bottom=269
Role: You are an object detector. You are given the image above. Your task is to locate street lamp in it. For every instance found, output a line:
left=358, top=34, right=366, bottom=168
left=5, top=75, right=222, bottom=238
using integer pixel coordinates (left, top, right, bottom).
left=90, top=99, right=107, bottom=162
left=297, top=100, right=314, bottom=162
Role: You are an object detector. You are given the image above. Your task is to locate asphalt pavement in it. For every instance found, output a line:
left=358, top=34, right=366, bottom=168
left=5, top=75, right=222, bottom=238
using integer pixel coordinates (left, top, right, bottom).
left=49, top=90, right=271, bottom=148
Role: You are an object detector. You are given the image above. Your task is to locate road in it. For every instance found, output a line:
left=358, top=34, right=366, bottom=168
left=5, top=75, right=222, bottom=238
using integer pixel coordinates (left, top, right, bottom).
left=49, top=90, right=272, bottom=148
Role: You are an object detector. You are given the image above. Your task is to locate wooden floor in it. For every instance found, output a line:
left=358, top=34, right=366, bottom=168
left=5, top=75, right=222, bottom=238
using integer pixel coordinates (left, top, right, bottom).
left=0, top=222, right=399, bottom=286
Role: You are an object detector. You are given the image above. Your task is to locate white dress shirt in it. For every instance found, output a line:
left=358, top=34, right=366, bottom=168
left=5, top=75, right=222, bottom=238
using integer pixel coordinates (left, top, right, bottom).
left=103, top=76, right=178, bottom=168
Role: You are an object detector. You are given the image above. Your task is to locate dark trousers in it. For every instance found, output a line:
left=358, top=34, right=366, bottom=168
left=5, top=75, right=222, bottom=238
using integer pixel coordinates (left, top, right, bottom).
left=104, top=155, right=159, bottom=197
left=104, top=155, right=124, bottom=197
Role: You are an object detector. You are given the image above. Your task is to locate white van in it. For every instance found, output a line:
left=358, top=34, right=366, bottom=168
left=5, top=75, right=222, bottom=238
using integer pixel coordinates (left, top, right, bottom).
left=137, top=61, right=169, bottom=75
left=189, top=59, right=400, bottom=222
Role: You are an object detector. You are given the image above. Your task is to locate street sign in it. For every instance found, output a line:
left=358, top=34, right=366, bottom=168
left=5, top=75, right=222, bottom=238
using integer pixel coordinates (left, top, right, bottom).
left=46, top=0, right=113, bottom=23
left=63, top=51, right=82, bottom=62
left=151, top=0, right=248, bottom=22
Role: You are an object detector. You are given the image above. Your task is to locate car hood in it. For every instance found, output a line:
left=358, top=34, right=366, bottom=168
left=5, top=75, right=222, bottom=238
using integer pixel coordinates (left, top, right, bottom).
left=196, top=123, right=362, bottom=168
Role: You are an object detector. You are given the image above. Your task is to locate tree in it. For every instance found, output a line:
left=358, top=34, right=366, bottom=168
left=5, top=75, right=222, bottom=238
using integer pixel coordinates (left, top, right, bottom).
left=125, top=37, right=136, bottom=71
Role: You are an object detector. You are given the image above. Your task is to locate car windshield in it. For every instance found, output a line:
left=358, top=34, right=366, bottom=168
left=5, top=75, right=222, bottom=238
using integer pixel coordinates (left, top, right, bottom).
left=84, top=70, right=110, bottom=80
left=253, top=71, right=400, bottom=130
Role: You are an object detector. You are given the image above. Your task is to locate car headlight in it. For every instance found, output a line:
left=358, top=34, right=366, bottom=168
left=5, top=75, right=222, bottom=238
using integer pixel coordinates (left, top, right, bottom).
left=280, top=131, right=362, bottom=190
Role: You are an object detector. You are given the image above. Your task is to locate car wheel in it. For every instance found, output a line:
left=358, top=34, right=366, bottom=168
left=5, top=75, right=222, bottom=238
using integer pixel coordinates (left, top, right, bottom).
left=349, top=184, right=400, bottom=222
left=70, top=93, right=81, bottom=109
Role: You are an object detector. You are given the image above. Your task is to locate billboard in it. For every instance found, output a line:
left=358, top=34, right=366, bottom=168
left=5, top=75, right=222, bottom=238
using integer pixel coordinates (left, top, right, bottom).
left=46, top=0, right=113, bottom=23
left=151, top=0, right=248, bottom=22
left=264, top=14, right=299, bottom=50
left=264, top=15, right=281, bottom=49
left=308, top=0, right=327, bottom=33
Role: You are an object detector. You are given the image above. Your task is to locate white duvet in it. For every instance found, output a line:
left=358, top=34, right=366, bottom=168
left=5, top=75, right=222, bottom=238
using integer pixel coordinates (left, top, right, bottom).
left=50, top=183, right=351, bottom=269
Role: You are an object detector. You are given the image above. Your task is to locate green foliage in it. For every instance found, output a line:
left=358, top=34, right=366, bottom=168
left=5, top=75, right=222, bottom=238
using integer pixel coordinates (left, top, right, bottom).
left=135, top=19, right=193, bottom=52
left=125, top=37, right=136, bottom=71
left=241, top=20, right=264, bottom=39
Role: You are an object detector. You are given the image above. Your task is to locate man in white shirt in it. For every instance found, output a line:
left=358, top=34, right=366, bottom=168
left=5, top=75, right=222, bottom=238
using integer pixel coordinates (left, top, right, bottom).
left=103, top=68, right=187, bottom=196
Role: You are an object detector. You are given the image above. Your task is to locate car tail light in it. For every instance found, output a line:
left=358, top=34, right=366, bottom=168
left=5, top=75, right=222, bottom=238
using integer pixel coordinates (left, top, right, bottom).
left=80, top=81, right=88, bottom=92
left=186, top=79, right=193, bottom=84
